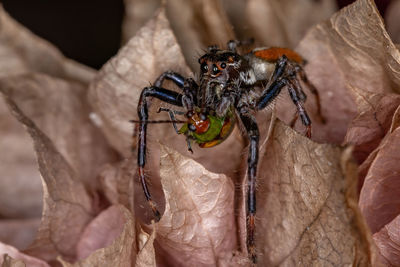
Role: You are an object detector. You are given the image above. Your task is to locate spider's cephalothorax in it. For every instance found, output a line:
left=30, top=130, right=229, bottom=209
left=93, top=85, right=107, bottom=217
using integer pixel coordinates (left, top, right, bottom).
left=135, top=40, right=323, bottom=263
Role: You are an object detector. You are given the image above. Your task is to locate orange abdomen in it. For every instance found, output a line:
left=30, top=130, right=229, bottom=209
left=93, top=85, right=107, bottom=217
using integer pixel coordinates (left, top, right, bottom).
left=253, top=47, right=303, bottom=64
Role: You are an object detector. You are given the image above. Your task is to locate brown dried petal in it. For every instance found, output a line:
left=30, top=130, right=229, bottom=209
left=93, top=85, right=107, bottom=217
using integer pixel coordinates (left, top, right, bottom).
left=245, top=0, right=337, bottom=48
left=59, top=205, right=136, bottom=267
left=1, top=254, right=25, bottom=267
left=0, top=74, right=116, bottom=188
left=254, top=120, right=372, bottom=266
left=76, top=205, right=131, bottom=260
left=165, top=0, right=235, bottom=70
left=357, top=104, right=400, bottom=198
left=1, top=95, right=94, bottom=263
left=390, top=104, right=400, bottom=132
left=296, top=0, right=400, bottom=144
left=155, top=144, right=237, bottom=266
left=98, top=158, right=136, bottom=210
left=0, top=219, right=40, bottom=250
left=135, top=227, right=156, bottom=267
left=0, top=97, right=42, bottom=218
left=344, top=88, right=400, bottom=164
left=0, top=243, right=49, bottom=267
left=0, top=4, right=97, bottom=219
left=123, top=0, right=235, bottom=70
left=373, top=214, right=400, bottom=266
left=359, top=124, right=400, bottom=234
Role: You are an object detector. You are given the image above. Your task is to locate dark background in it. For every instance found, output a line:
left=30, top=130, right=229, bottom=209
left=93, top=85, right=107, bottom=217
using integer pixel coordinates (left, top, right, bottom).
left=1, top=0, right=392, bottom=69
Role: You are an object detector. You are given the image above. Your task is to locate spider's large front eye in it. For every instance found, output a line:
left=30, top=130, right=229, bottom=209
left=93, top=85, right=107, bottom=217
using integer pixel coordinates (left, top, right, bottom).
left=201, top=63, right=208, bottom=73
left=220, top=62, right=226, bottom=69
left=212, top=64, right=220, bottom=75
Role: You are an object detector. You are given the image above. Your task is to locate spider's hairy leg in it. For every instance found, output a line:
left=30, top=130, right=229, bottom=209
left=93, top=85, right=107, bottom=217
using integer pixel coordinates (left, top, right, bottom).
left=255, top=55, right=313, bottom=138
left=256, top=55, right=288, bottom=110
left=137, top=86, right=184, bottom=221
left=154, top=71, right=185, bottom=88
left=287, top=81, right=312, bottom=138
left=238, top=111, right=260, bottom=264
left=256, top=78, right=287, bottom=110
left=154, top=71, right=198, bottom=113
left=296, top=65, right=325, bottom=124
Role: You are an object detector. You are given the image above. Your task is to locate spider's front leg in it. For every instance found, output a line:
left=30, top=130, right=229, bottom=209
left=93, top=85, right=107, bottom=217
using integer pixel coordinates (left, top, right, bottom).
left=238, top=107, right=260, bottom=263
left=137, top=86, right=184, bottom=221
left=154, top=71, right=198, bottom=112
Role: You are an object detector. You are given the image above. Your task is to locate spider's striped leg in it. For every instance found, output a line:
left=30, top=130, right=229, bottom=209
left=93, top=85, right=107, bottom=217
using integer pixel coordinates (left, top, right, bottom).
left=256, top=78, right=288, bottom=110
left=256, top=56, right=288, bottom=110
left=287, top=81, right=312, bottom=138
left=238, top=111, right=260, bottom=264
left=287, top=72, right=306, bottom=128
left=154, top=71, right=185, bottom=88
left=137, top=86, right=184, bottom=221
left=296, top=66, right=325, bottom=123
left=154, top=71, right=198, bottom=113
left=255, top=57, right=313, bottom=138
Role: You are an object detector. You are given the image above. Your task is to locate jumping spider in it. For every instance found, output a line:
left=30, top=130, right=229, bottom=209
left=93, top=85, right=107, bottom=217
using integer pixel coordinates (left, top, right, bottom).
left=135, top=40, right=322, bottom=263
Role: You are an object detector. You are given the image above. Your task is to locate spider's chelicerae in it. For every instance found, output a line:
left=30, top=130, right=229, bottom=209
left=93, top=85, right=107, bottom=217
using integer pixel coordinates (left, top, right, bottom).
left=135, top=40, right=322, bottom=263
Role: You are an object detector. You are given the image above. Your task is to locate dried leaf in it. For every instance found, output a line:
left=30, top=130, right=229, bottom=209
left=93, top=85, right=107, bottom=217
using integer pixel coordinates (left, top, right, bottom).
left=0, top=243, right=49, bottom=267
left=165, top=0, right=235, bottom=70
left=0, top=219, right=40, bottom=250
left=373, top=214, right=400, bottom=266
left=0, top=3, right=98, bottom=220
left=296, top=0, right=400, bottom=144
left=254, top=120, right=372, bottom=266
left=355, top=82, right=400, bottom=267
left=245, top=0, right=337, bottom=48
left=390, top=104, right=400, bottom=132
left=135, top=226, right=156, bottom=267
left=359, top=123, right=400, bottom=234
left=0, top=74, right=116, bottom=187
left=59, top=205, right=136, bottom=267
left=1, top=254, right=25, bottom=267
left=0, top=4, right=95, bottom=83
left=98, top=158, right=135, bottom=210
left=154, top=144, right=237, bottom=266
left=344, top=88, right=400, bottom=164
left=1, top=94, right=94, bottom=263
left=0, top=97, right=42, bottom=218
left=123, top=0, right=235, bottom=70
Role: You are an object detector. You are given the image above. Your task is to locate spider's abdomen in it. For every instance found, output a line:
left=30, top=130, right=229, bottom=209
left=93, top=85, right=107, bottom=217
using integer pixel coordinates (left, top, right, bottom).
left=252, top=47, right=303, bottom=63
left=244, top=47, right=304, bottom=82
left=179, top=110, right=236, bottom=148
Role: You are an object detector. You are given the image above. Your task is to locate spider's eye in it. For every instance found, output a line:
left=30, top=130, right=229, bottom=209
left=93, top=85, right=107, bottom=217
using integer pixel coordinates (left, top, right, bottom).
left=188, top=123, right=196, bottom=132
left=201, top=63, right=208, bottom=73
left=212, top=64, right=219, bottom=75
left=220, top=62, right=226, bottom=69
